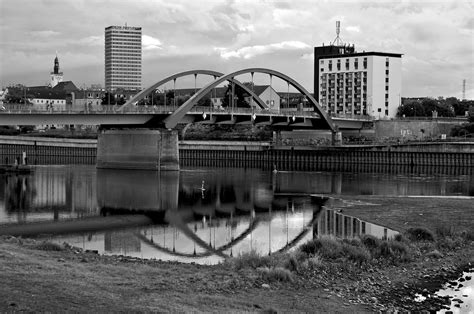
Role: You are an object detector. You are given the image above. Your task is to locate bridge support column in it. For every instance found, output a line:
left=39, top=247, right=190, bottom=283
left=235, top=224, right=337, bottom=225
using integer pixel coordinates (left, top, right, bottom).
left=273, top=130, right=282, bottom=146
left=97, top=129, right=179, bottom=171
left=332, top=131, right=342, bottom=146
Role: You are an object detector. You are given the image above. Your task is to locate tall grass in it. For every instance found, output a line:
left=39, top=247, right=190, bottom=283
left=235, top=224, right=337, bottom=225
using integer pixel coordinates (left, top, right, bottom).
left=257, top=266, right=294, bottom=282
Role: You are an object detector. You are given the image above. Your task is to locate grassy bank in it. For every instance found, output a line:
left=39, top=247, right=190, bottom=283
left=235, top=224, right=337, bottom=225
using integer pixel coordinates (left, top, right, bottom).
left=1, top=196, right=473, bottom=312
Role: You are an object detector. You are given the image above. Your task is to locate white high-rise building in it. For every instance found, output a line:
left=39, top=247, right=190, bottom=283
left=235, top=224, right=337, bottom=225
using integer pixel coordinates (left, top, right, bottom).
left=318, top=52, right=402, bottom=119
left=105, top=25, right=142, bottom=91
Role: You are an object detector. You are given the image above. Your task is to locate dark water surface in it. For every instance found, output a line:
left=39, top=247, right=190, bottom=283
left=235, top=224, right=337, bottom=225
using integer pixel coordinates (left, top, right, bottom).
left=0, top=165, right=472, bottom=264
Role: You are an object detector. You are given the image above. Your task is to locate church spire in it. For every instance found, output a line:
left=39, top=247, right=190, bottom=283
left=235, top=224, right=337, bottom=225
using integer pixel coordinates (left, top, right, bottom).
left=53, top=53, right=59, bottom=75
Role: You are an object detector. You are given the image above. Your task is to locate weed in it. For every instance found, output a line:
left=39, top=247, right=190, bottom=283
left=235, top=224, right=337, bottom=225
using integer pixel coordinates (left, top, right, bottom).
left=285, top=254, right=299, bottom=272
left=360, top=234, right=381, bottom=249
left=342, top=243, right=371, bottom=264
left=258, top=266, right=293, bottom=283
left=226, top=250, right=272, bottom=270
left=393, top=233, right=406, bottom=242
left=435, top=225, right=456, bottom=238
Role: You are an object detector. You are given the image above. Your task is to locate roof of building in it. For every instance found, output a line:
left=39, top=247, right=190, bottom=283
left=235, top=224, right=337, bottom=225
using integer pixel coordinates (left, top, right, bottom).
left=29, top=88, right=68, bottom=100
left=319, top=51, right=403, bottom=59
left=53, top=81, right=79, bottom=92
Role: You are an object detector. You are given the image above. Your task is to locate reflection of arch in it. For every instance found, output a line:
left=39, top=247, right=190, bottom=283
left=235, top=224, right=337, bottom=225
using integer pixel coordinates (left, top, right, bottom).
left=118, top=70, right=268, bottom=111
left=275, top=206, right=323, bottom=254
left=164, top=68, right=336, bottom=131
left=135, top=217, right=261, bottom=258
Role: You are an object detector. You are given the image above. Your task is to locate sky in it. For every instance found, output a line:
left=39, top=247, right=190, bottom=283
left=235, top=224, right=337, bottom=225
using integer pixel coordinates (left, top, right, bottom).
left=0, top=0, right=473, bottom=99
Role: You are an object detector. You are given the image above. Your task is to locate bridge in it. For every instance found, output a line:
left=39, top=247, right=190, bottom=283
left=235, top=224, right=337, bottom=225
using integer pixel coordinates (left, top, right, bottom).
left=1, top=68, right=372, bottom=170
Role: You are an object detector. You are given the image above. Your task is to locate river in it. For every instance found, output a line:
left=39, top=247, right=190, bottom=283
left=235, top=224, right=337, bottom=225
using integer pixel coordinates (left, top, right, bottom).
left=1, top=165, right=472, bottom=265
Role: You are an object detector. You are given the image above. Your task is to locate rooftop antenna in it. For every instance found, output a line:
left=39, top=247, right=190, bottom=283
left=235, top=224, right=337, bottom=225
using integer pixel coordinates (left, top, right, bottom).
left=462, top=79, right=466, bottom=100
left=331, top=21, right=344, bottom=46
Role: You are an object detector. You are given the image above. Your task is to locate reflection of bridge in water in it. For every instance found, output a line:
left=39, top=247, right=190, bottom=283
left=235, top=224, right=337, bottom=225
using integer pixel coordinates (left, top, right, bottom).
left=5, top=165, right=471, bottom=262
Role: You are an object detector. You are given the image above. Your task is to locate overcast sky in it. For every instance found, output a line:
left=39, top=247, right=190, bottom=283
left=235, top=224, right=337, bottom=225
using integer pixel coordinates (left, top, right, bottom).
left=0, top=0, right=473, bottom=99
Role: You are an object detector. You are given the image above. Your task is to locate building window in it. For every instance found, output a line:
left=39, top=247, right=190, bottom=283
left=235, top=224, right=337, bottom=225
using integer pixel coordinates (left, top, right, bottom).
left=337, top=60, right=341, bottom=71
left=345, top=59, right=349, bottom=70
left=354, top=58, right=358, bottom=70
left=385, top=86, right=389, bottom=91
left=385, top=109, right=389, bottom=115
left=321, top=68, right=324, bottom=72
left=320, top=60, right=324, bottom=64
left=363, top=57, right=367, bottom=69
left=385, top=69, right=389, bottom=75
left=386, top=58, right=389, bottom=67
left=385, top=77, right=389, bottom=83
left=328, top=61, right=333, bottom=71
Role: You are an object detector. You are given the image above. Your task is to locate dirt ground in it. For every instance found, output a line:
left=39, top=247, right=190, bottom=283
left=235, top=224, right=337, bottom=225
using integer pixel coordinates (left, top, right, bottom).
left=1, top=196, right=473, bottom=313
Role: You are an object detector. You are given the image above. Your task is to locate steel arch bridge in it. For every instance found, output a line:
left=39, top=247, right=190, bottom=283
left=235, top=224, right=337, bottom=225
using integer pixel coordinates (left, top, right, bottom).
left=119, top=68, right=336, bottom=132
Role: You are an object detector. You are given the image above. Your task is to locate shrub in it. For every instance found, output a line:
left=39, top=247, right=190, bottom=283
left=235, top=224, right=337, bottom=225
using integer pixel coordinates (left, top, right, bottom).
left=299, top=240, right=320, bottom=256
left=393, top=233, right=405, bottom=242
left=226, top=250, right=272, bottom=270
left=342, top=243, right=371, bottom=264
left=284, top=254, right=299, bottom=272
left=360, top=234, right=381, bottom=249
left=462, top=229, right=474, bottom=241
left=305, top=254, right=324, bottom=269
left=435, top=225, right=456, bottom=238
left=405, top=227, right=435, bottom=242
left=258, top=267, right=293, bottom=283
left=33, top=241, right=64, bottom=251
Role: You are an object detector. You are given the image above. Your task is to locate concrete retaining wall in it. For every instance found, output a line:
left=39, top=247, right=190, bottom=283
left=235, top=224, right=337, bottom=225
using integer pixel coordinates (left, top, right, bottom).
left=375, top=120, right=465, bottom=140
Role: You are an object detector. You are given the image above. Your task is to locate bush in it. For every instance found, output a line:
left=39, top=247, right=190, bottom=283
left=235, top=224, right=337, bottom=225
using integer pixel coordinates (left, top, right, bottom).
left=405, top=227, right=435, bottom=242
left=299, top=236, right=344, bottom=259
left=257, top=267, right=293, bottom=282
left=435, top=225, right=455, bottom=238
left=33, top=241, right=64, bottom=251
left=393, top=233, right=406, bottom=242
left=342, top=243, right=371, bottom=264
left=360, top=234, right=381, bottom=249
left=226, top=250, right=272, bottom=270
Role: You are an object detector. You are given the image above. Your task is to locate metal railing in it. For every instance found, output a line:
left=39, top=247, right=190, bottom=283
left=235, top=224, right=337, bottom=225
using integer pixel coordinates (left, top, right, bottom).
left=1, top=103, right=375, bottom=121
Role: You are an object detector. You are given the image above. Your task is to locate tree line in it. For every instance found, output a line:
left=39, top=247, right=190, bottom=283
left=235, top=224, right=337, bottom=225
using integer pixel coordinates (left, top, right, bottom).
left=397, top=97, right=473, bottom=118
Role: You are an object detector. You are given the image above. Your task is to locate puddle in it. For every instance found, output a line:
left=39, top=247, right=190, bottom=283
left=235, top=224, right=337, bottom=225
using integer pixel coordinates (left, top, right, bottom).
left=436, top=270, right=473, bottom=313
left=414, top=268, right=473, bottom=313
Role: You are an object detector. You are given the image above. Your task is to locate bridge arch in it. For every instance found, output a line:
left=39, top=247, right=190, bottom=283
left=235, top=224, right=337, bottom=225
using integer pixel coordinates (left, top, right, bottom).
left=118, top=70, right=268, bottom=112
left=163, top=68, right=336, bottom=132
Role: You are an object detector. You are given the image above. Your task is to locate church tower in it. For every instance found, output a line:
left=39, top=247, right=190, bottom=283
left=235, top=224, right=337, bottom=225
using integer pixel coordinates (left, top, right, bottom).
left=50, top=54, right=63, bottom=87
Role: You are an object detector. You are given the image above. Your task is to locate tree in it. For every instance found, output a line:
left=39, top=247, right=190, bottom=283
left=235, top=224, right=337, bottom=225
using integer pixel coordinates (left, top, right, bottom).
left=421, top=99, right=454, bottom=117
left=101, top=92, right=116, bottom=105
left=221, top=83, right=249, bottom=108
left=397, top=101, right=426, bottom=117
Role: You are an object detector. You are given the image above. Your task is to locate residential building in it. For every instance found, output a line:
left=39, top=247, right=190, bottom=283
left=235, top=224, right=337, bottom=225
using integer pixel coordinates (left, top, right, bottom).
left=105, top=25, right=142, bottom=91
left=210, top=85, right=280, bottom=111
left=317, top=52, right=402, bottom=119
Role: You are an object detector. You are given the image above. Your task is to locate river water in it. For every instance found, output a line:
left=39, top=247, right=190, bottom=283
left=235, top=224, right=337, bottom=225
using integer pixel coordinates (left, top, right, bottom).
left=1, top=165, right=472, bottom=265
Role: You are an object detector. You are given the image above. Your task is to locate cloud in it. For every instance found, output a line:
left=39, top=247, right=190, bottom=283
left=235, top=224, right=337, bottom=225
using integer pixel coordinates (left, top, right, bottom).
left=215, top=41, right=311, bottom=59
left=345, top=26, right=360, bottom=33
left=30, top=30, right=61, bottom=37
left=142, top=35, right=163, bottom=50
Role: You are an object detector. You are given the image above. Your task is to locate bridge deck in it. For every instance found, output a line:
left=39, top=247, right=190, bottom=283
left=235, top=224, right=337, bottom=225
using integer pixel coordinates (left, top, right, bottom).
left=0, top=104, right=372, bottom=129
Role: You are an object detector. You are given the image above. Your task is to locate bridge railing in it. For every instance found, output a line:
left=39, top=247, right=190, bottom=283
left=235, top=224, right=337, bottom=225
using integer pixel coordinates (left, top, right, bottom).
left=2, top=103, right=372, bottom=121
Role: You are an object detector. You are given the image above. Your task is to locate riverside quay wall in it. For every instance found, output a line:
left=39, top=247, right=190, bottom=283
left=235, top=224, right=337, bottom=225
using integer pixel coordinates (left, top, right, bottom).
left=0, top=136, right=473, bottom=172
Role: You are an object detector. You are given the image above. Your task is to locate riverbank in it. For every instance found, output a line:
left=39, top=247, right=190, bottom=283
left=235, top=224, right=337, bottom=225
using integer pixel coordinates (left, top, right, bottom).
left=1, top=196, right=472, bottom=312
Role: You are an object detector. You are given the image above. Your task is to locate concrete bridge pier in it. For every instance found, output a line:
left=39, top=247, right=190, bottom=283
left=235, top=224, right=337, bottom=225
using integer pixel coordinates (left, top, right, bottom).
left=97, top=129, right=179, bottom=171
